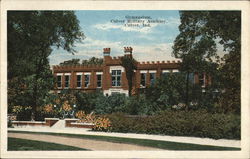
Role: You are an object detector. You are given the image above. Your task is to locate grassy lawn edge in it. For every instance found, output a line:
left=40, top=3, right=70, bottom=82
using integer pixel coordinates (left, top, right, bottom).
left=8, top=137, right=89, bottom=151
left=8, top=130, right=240, bottom=151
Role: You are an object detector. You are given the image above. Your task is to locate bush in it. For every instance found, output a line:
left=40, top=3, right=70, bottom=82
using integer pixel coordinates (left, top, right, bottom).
left=95, top=94, right=127, bottom=114
left=107, top=110, right=240, bottom=140
left=12, top=106, right=32, bottom=121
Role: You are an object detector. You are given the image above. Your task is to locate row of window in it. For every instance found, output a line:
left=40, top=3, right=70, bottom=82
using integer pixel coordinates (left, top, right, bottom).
left=140, top=71, right=180, bottom=87
left=140, top=73, right=156, bottom=87
left=56, top=74, right=102, bottom=88
left=56, top=70, right=206, bottom=89
left=140, top=72, right=207, bottom=87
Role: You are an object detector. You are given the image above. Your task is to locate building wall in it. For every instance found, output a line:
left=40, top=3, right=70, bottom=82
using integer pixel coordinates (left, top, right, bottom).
left=53, top=47, right=210, bottom=95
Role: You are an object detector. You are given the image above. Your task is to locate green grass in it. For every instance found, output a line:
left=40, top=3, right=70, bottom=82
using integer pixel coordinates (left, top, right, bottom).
left=8, top=137, right=89, bottom=151
left=8, top=131, right=241, bottom=151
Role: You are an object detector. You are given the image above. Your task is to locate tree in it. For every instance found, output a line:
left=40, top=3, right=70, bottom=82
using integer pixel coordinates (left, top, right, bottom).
left=82, top=57, right=103, bottom=65
left=8, top=11, right=85, bottom=120
left=172, top=11, right=241, bottom=113
left=145, top=73, right=187, bottom=111
left=59, top=59, right=81, bottom=66
left=120, top=55, right=137, bottom=96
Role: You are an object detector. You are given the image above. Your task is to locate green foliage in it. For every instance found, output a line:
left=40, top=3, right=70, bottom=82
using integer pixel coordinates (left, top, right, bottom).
left=82, top=57, right=103, bottom=65
left=95, top=94, right=127, bottom=114
left=59, top=57, right=104, bottom=66
left=145, top=73, right=187, bottom=109
left=172, top=11, right=241, bottom=113
left=73, top=91, right=102, bottom=113
left=123, top=94, right=155, bottom=115
left=120, top=56, right=137, bottom=96
left=12, top=106, right=32, bottom=121
left=107, top=110, right=240, bottom=140
left=8, top=11, right=84, bottom=120
left=59, top=58, right=81, bottom=66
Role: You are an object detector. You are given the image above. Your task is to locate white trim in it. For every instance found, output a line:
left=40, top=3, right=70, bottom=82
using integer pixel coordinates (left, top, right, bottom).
left=76, top=72, right=83, bottom=75
left=149, top=70, right=157, bottom=73
left=45, top=118, right=60, bottom=120
left=162, top=70, right=170, bottom=73
left=96, top=72, right=103, bottom=75
left=84, top=72, right=91, bottom=75
left=103, top=88, right=128, bottom=96
left=173, top=69, right=179, bottom=73
left=140, top=70, right=147, bottom=73
left=56, top=73, right=63, bottom=76
left=110, top=66, right=124, bottom=73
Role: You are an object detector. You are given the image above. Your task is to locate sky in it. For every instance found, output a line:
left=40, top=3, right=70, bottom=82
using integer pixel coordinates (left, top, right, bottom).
left=49, top=10, right=182, bottom=65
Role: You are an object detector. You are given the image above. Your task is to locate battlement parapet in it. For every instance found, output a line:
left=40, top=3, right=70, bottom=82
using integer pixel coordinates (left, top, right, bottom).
left=53, top=64, right=104, bottom=70
left=138, top=60, right=181, bottom=65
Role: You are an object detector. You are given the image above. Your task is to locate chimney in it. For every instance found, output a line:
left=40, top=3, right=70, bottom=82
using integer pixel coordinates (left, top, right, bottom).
left=124, top=47, right=133, bottom=58
left=103, top=48, right=111, bottom=56
left=124, top=47, right=133, bottom=54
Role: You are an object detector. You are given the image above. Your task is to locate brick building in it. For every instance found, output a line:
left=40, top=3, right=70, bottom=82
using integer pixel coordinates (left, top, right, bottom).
left=53, top=47, right=210, bottom=96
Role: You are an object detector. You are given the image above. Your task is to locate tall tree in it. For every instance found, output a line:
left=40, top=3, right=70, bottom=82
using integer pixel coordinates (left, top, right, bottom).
left=8, top=11, right=85, bottom=120
left=172, top=11, right=241, bottom=113
left=120, top=56, right=137, bottom=96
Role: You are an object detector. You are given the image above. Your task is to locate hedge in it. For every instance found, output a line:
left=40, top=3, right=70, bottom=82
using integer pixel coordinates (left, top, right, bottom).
left=106, top=110, right=240, bottom=140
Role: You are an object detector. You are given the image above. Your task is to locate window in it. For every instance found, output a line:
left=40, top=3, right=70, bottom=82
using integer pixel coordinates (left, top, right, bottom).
left=97, top=74, right=102, bottom=87
left=172, top=69, right=179, bottom=73
left=65, top=75, right=70, bottom=88
left=140, top=73, right=146, bottom=87
left=84, top=74, right=90, bottom=87
left=150, top=73, right=156, bottom=85
left=162, top=70, right=170, bottom=77
left=111, top=70, right=121, bottom=86
left=56, top=75, right=62, bottom=88
left=188, top=73, right=194, bottom=84
left=76, top=75, right=82, bottom=88
left=199, top=73, right=206, bottom=87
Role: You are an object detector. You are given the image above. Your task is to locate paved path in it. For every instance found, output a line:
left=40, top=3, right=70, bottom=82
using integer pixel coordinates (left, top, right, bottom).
left=8, top=127, right=241, bottom=148
left=8, top=132, right=164, bottom=151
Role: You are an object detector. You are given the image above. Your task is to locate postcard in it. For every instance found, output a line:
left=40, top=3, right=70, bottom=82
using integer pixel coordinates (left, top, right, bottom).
left=1, top=0, right=250, bottom=158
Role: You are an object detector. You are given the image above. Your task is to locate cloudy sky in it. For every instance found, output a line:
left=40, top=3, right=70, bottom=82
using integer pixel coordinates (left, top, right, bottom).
left=49, top=10, right=181, bottom=65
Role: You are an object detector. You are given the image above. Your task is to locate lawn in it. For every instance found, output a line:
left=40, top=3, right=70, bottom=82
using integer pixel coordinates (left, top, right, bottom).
left=8, top=131, right=241, bottom=151
left=8, top=137, right=89, bottom=151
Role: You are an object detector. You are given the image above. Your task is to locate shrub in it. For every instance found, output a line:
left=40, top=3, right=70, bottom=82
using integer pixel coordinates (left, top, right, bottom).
left=93, top=116, right=111, bottom=131
left=95, top=94, right=126, bottom=114
left=12, top=106, right=32, bottom=121
left=75, top=110, right=111, bottom=131
left=75, top=110, right=96, bottom=123
left=107, top=110, right=240, bottom=140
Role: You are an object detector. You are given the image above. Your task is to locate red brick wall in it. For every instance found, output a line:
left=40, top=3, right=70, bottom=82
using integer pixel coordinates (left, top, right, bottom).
left=53, top=51, right=211, bottom=93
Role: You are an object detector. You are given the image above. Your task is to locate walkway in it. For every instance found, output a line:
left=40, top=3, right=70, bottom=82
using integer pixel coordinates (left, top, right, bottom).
left=8, top=127, right=241, bottom=148
left=8, top=132, right=163, bottom=151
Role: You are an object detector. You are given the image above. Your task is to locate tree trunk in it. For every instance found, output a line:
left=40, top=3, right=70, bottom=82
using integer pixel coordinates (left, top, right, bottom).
left=185, top=71, right=190, bottom=111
